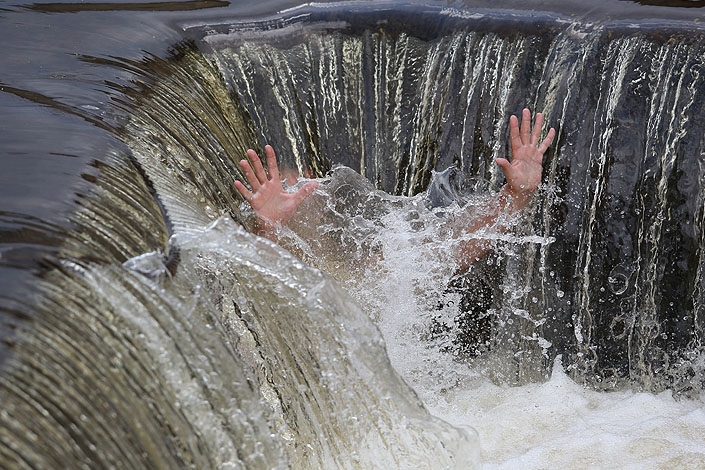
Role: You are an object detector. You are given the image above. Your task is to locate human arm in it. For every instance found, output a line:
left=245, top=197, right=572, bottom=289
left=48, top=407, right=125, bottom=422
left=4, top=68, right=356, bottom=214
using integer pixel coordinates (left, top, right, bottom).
left=234, top=145, right=319, bottom=239
left=453, top=108, right=556, bottom=269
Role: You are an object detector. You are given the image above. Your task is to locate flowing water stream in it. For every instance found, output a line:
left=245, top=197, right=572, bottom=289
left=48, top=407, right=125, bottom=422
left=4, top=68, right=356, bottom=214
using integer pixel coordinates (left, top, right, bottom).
left=2, top=1, right=705, bottom=468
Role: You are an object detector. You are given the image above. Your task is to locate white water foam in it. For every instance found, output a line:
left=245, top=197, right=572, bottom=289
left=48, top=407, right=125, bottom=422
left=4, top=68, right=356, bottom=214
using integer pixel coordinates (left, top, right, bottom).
left=302, top=173, right=705, bottom=469
left=371, top=221, right=705, bottom=469
left=418, top=356, right=705, bottom=469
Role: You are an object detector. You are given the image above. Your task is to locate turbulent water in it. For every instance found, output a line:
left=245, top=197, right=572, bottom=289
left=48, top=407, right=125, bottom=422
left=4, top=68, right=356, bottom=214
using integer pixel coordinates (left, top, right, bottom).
left=188, top=7, right=705, bottom=392
left=2, top=1, right=705, bottom=469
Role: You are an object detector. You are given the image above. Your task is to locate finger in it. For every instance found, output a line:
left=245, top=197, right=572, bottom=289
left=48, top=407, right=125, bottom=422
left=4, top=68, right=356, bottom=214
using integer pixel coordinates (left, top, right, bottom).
left=265, top=145, right=280, bottom=182
left=247, top=148, right=268, bottom=184
left=538, top=127, right=556, bottom=154
left=509, top=114, right=521, bottom=150
left=495, top=157, right=511, bottom=174
left=520, top=108, right=531, bottom=144
left=240, top=158, right=260, bottom=191
left=233, top=180, right=253, bottom=201
left=531, top=112, right=544, bottom=146
left=293, top=181, right=319, bottom=206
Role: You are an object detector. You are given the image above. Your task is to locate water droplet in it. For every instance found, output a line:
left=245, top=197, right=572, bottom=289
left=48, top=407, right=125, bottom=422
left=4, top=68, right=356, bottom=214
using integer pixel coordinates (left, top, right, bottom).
left=607, top=267, right=630, bottom=295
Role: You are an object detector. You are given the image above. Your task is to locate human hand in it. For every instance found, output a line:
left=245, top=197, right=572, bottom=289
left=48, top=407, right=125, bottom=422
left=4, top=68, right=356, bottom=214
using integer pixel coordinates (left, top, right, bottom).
left=234, top=145, right=319, bottom=234
left=496, top=108, right=556, bottom=201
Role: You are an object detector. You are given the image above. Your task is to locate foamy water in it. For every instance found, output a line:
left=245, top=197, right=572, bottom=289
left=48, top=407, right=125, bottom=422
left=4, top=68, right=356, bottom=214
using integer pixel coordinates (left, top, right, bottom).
left=373, top=207, right=705, bottom=469
left=375, top=257, right=705, bottom=469
left=414, top=357, right=705, bottom=469
left=286, top=170, right=705, bottom=469
left=371, top=203, right=705, bottom=469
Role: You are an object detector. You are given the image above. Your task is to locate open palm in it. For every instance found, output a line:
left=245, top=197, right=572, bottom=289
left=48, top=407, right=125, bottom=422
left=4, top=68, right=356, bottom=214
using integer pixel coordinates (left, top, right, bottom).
left=496, top=108, right=556, bottom=201
left=234, top=145, right=318, bottom=234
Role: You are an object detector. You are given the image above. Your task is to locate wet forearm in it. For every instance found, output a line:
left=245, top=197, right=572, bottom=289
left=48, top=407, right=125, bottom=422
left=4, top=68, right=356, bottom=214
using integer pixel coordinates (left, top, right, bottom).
left=452, top=184, right=533, bottom=270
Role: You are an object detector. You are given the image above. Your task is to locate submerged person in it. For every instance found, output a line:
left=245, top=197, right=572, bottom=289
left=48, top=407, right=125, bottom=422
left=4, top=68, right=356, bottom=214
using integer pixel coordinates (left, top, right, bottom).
left=234, top=108, right=555, bottom=270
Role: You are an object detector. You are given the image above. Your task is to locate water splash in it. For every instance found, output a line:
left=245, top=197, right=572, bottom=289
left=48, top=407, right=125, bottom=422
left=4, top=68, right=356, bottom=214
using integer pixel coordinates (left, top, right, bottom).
left=3, top=3, right=705, bottom=469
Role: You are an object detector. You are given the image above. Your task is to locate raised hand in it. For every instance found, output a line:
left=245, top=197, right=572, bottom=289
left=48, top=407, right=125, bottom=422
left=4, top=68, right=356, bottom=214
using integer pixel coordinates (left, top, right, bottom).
left=234, top=145, right=318, bottom=235
left=496, top=108, right=556, bottom=202
left=450, top=109, right=555, bottom=269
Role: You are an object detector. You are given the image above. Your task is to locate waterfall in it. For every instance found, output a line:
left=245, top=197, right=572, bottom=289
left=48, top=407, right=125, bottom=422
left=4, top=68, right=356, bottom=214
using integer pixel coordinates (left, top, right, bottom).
left=1, top=44, right=478, bottom=469
left=184, top=7, right=705, bottom=392
left=1, top=2, right=705, bottom=468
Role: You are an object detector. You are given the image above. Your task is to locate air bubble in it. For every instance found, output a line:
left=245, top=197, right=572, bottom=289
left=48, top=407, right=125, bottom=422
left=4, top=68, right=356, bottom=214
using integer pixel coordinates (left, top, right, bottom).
left=607, top=267, right=630, bottom=295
